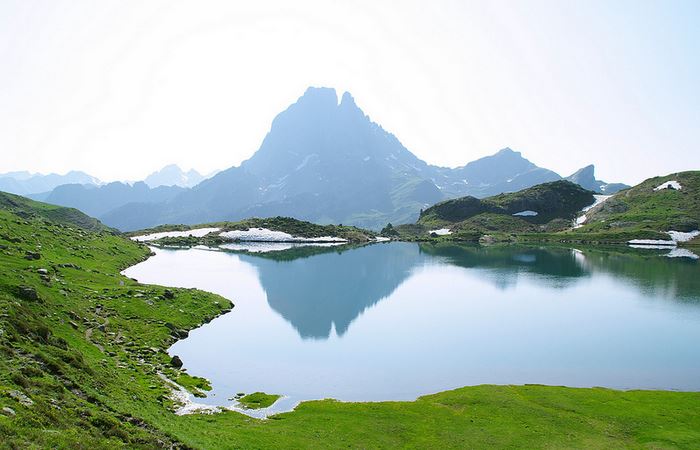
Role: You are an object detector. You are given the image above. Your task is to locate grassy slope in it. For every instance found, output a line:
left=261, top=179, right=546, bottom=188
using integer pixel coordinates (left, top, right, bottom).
left=579, top=171, right=700, bottom=234
left=0, top=201, right=230, bottom=448
left=2, top=194, right=700, bottom=448
left=0, top=191, right=110, bottom=233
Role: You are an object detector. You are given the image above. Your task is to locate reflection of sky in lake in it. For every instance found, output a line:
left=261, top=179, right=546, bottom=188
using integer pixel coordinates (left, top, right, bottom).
left=122, top=243, right=700, bottom=414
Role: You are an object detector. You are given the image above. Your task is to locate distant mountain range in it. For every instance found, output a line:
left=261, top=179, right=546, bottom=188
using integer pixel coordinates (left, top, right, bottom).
left=3, top=87, right=628, bottom=230
left=144, top=164, right=209, bottom=189
left=35, top=182, right=185, bottom=218
left=0, top=170, right=100, bottom=196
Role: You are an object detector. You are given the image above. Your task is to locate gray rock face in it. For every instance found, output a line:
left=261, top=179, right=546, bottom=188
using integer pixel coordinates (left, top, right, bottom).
left=565, top=165, right=630, bottom=194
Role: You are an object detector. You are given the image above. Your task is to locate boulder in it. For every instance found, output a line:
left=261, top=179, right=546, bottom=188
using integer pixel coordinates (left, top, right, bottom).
left=170, top=355, right=184, bottom=369
left=18, top=286, right=39, bottom=301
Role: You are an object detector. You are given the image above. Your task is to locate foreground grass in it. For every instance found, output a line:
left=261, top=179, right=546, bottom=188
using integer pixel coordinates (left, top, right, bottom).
left=1, top=194, right=700, bottom=448
left=163, top=386, right=700, bottom=449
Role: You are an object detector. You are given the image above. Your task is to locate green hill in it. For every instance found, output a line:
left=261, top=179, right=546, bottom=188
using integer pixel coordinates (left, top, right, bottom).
left=578, top=171, right=700, bottom=235
left=0, top=191, right=111, bottom=233
left=402, top=180, right=594, bottom=238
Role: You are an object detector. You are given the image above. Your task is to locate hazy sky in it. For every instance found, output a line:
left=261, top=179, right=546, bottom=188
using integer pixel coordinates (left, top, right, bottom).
left=1, top=0, right=698, bottom=184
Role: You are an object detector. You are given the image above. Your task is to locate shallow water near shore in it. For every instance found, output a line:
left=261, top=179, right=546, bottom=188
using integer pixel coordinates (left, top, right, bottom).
left=122, top=242, right=700, bottom=416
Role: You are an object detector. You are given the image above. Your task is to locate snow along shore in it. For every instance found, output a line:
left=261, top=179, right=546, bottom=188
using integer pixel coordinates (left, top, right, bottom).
left=628, top=230, right=700, bottom=247
left=131, top=227, right=221, bottom=242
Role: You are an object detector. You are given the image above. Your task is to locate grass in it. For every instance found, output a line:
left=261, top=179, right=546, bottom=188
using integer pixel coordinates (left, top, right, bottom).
left=237, top=392, right=280, bottom=409
left=176, top=374, right=212, bottom=398
left=1, top=193, right=700, bottom=448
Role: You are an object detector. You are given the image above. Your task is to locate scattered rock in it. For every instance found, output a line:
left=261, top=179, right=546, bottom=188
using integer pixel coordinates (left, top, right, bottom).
left=163, top=289, right=175, bottom=299
left=8, top=390, right=34, bottom=406
left=1, top=406, right=16, bottom=416
left=170, top=355, right=184, bottom=368
left=24, top=251, right=41, bottom=260
left=37, top=268, right=48, bottom=275
left=17, top=286, right=39, bottom=301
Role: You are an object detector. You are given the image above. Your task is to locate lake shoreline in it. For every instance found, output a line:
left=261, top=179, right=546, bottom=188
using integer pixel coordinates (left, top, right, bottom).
left=122, top=241, right=700, bottom=420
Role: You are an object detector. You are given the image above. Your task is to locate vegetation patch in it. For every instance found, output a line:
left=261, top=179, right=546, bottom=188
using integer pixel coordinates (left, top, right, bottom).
left=176, top=374, right=212, bottom=398
left=238, top=392, right=281, bottom=409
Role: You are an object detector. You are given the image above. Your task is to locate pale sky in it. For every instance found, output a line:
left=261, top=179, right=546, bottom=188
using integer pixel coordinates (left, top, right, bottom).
left=1, top=0, right=698, bottom=184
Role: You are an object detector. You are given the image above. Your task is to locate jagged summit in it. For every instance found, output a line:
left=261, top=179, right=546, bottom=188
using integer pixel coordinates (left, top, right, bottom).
left=565, top=164, right=628, bottom=194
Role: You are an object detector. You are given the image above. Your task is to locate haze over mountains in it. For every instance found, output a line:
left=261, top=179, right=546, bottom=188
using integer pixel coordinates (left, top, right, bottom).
left=0, top=170, right=100, bottom=196
left=3, top=87, right=628, bottom=230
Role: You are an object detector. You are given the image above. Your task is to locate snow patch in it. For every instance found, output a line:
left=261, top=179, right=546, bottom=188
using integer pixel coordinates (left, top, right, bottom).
left=667, top=230, right=700, bottom=243
left=574, top=195, right=612, bottom=228
left=429, top=228, right=452, bottom=236
left=374, top=236, right=391, bottom=242
left=219, top=228, right=347, bottom=243
left=513, top=210, right=538, bottom=217
left=654, top=180, right=682, bottom=191
left=295, top=154, right=317, bottom=171
left=131, top=227, right=221, bottom=242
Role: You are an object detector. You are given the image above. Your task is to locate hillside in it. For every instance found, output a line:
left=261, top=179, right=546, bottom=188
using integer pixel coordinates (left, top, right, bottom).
left=407, top=181, right=594, bottom=238
left=575, top=171, right=700, bottom=236
left=0, top=191, right=111, bottom=233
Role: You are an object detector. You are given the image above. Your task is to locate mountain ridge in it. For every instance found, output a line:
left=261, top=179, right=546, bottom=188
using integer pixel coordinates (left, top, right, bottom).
left=12, top=87, right=628, bottom=231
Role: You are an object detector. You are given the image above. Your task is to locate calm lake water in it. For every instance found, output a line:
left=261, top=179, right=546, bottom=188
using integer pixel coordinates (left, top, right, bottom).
left=122, top=242, right=700, bottom=415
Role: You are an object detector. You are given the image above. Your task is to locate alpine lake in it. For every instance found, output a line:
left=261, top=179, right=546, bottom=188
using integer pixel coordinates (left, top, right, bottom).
left=122, top=241, right=700, bottom=417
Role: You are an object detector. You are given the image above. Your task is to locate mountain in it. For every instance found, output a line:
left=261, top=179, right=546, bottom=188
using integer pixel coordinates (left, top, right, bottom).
left=565, top=165, right=629, bottom=194
left=40, top=181, right=185, bottom=218
left=30, top=87, right=627, bottom=231
left=144, top=164, right=207, bottom=188
left=430, top=148, right=562, bottom=198
left=104, top=87, right=445, bottom=230
left=0, top=170, right=101, bottom=196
